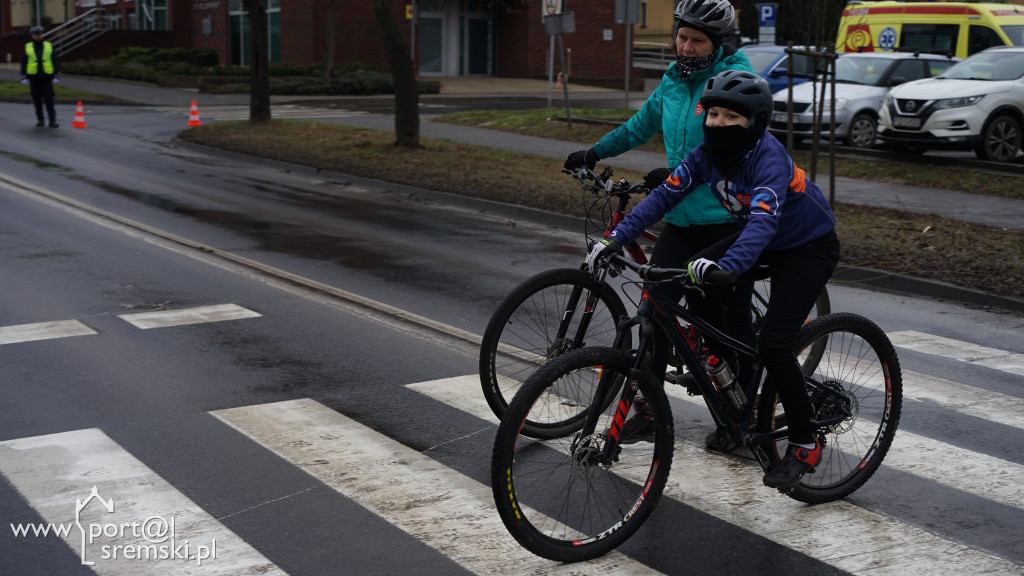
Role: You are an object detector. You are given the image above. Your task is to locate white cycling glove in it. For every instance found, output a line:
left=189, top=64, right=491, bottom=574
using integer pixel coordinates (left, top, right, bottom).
left=586, top=238, right=623, bottom=271
left=687, top=258, right=720, bottom=285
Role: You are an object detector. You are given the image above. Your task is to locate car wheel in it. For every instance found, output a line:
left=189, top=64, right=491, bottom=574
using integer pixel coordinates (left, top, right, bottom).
left=845, top=113, right=878, bottom=149
left=974, top=114, right=1021, bottom=162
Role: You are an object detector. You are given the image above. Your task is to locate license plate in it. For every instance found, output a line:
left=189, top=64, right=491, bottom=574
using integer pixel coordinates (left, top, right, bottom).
left=893, top=116, right=922, bottom=129
left=772, top=112, right=791, bottom=123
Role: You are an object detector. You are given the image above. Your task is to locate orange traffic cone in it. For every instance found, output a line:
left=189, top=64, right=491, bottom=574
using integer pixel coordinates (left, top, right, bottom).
left=187, top=100, right=202, bottom=127
left=71, top=101, right=86, bottom=129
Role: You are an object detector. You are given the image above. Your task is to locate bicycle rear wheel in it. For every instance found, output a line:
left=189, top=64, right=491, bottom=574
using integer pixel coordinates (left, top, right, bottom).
left=480, top=268, right=630, bottom=438
left=756, top=313, right=902, bottom=504
left=491, top=347, right=673, bottom=562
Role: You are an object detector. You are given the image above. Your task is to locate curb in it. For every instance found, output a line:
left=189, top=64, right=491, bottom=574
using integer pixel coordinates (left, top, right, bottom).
left=173, top=138, right=1024, bottom=316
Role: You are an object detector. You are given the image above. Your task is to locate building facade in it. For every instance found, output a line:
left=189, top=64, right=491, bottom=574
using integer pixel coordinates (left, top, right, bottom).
left=0, top=0, right=719, bottom=84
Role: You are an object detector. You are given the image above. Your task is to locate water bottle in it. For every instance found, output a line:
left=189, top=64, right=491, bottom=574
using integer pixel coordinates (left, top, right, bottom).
left=704, top=355, right=745, bottom=411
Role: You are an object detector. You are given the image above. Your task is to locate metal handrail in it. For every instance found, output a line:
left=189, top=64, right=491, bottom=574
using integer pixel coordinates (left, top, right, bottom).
left=42, top=9, right=108, bottom=57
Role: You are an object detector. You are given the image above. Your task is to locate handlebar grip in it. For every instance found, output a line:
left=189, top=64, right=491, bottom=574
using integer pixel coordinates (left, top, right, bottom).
left=704, top=268, right=736, bottom=286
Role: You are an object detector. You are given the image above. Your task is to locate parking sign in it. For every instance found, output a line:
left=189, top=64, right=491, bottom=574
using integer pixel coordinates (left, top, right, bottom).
left=757, top=3, right=777, bottom=27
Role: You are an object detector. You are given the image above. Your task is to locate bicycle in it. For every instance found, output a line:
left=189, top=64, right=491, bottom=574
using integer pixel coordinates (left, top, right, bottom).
left=490, top=254, right=902, bottom=562
left=479, top=166, right=830, bottom=438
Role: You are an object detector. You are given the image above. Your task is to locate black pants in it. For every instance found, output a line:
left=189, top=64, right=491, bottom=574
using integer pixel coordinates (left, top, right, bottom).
left=29, top=76, right=56, bottom=124
left=692, top=229, right=841, bottom=444
left=642, top=222, right=750, bottom=385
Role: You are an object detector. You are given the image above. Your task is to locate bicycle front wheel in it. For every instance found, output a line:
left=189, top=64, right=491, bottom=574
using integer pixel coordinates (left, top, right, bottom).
left=480, top=268, right=630, bottom=438
left=757, top=313, right=902, bottom=504
left=491, top=347, right=673, bottom=563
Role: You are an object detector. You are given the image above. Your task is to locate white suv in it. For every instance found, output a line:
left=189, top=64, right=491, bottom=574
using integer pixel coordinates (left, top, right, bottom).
left=879, top=46, right=1024, bottom=162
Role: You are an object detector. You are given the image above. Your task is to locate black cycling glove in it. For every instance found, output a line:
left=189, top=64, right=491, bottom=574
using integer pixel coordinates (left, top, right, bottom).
left=644, top=167, right=672, bottom=190
left=564, top=148, right=599, bottom=170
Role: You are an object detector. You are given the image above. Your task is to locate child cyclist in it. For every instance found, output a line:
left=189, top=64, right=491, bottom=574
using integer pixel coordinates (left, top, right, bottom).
left=586, top=69, right=840, bottom=490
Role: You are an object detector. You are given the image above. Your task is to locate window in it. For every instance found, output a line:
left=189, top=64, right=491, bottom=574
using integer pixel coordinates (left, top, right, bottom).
left=901, top=24, right=958, bottom=55
left=888, top=59, right=925, bottom=83
left=969, top=26, right=1005, bottom=56
left=1001, top=25, right=1024, bottom=46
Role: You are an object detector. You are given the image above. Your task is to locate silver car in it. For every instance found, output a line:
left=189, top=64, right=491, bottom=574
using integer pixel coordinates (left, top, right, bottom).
left=768, top=52, right=957, bottom=149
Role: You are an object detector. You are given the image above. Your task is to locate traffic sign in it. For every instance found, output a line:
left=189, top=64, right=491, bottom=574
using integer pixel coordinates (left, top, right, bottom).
left=757, top=3, right=778, bottom=27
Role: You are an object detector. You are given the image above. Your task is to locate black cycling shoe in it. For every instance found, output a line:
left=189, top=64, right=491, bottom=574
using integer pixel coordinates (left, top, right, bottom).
left=762, top=440, right=822, bottom=489
left=619, top=398, right=654, bottom=444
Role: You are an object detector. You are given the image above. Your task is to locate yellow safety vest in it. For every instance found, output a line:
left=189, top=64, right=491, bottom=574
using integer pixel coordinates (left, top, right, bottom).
left=25, top=42, right=54, bottom=75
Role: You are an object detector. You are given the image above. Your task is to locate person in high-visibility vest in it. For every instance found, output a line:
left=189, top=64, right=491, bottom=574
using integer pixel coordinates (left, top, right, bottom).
left=20, top=26, right=60, bottom=128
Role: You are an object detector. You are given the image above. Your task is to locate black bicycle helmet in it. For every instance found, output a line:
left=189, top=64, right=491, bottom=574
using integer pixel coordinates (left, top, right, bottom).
left=673, top=0, right=736, bottom=38
left=700, top=70, right=773, bottom=128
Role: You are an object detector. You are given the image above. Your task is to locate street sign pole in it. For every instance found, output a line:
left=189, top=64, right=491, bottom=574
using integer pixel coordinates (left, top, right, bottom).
left=616, top=0, right=639, bottom=109
left=545, top=12, right=575, bottom=128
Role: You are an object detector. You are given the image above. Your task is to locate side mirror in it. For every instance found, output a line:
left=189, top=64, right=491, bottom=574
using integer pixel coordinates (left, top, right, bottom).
left=889, top=76, right=908, bottom=86
left=768, top=66, right=789, bottom=78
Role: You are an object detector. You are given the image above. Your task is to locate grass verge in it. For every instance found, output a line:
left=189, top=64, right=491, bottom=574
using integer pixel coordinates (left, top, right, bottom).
left=0, top=79, right=121, bottom=103
left=435, top=107, right=1024, bottom=201
left=178, top=118, right=1024, bottom=303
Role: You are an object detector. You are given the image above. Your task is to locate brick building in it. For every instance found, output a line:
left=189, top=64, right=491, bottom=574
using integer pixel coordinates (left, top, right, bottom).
left=0, top=0, right=708, bottom=85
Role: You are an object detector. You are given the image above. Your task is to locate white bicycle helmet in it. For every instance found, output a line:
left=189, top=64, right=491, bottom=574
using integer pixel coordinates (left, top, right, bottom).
left=673, top=0, right=736, bottom=38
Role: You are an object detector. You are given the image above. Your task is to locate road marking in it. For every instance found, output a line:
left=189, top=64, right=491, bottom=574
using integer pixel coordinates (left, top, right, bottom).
left=212, top=398, right=662, bottom=575
left=678, top=385, right=1024, bottom=513
left=0, top=319, right=96, bottom=345
left=118, top=303, right=261, bottom=329
left=0, top=429, right=285, bottom=575
left=889, top=330, right=1024, bottom=377
left=407, top=375, right=1023, bottom=575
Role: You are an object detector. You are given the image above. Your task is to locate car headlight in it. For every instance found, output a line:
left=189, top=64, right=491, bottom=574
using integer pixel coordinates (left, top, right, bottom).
left=933, top=95, right=984, bottom=109
left=811, top=99, right=848, bottom=113
left=885, top=94, right=894, bottom=106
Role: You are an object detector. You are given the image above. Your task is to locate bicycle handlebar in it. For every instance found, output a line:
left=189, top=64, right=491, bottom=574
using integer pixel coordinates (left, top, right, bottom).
left=563, top=166, right=649, bottom=198
left=605, top=253, right=737, bottom=286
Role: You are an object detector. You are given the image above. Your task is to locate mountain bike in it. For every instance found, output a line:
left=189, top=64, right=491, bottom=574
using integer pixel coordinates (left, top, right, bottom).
left=479, top=166, right=830, bottom=438
left=490, top=254, right=902, bottom=563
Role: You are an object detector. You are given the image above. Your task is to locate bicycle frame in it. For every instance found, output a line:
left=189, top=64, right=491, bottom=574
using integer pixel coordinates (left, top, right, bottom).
left=582, top=271, right=852, bottom=472
left=545, top=182, right=657, bottom=354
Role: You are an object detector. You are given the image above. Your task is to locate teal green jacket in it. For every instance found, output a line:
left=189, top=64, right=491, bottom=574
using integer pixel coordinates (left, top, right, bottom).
left=592, top=45, right=753, bottom=227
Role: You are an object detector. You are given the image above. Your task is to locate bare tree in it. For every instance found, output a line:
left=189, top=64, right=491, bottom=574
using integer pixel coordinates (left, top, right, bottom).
left=243, top=0, right=271, bottom=122
left=325, top=0, right=338, bottom=79
left=373, top=0, right=419, bottom=148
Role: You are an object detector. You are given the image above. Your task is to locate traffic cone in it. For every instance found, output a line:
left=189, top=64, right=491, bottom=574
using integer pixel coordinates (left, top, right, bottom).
left=71, top=101, right=86, bottom=128
left=187, top=100, right=202, bottom=127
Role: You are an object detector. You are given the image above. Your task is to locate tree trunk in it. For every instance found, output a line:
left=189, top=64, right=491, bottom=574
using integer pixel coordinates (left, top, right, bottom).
left=244, top=0, right=271, bottom=123
left=325, top=0, right=337, bottom=79
left=373, top=0, right=420, bottom=148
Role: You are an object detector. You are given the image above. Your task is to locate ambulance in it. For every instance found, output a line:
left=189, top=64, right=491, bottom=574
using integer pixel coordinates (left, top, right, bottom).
left=836, top=2, right=1024, bottom=59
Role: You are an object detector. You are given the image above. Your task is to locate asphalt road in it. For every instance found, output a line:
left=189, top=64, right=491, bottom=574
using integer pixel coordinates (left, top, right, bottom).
left=0, top=97, right=1022, bottom=575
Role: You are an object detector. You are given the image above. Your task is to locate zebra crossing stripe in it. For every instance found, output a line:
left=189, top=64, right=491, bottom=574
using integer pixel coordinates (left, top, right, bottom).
left=406, top=376, right=1022, bottom=575
left=0, top=319, right=96, bottom=345
left=0, top=429, right=285, bottom=575
left=212, top=398, right=663, bottom=575
left=118, top=304, right=261, bottom=329
left=665, top=386, right=1024, bottom=513
left=889, top=330, right=1024, bottom=377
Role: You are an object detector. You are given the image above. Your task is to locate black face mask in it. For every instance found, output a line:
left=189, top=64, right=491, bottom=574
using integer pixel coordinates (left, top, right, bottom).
left=701, top=123, right=764, bottom=174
